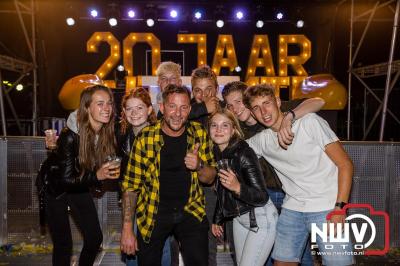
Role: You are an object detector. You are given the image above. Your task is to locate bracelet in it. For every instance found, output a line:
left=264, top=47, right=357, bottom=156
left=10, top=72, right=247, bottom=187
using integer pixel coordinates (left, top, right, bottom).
left=287, top=109, right=296, bottom=123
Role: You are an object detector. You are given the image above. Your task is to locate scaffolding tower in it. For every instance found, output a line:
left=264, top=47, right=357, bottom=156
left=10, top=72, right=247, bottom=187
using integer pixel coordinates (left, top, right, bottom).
left=0, top=0, right=37, bottom=136
left=347, top=0, right=400, bottom=141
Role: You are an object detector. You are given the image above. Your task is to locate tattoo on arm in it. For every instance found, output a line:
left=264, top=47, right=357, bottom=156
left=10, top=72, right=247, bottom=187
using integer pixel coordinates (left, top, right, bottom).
left=122, top=191, right=138, bottom=224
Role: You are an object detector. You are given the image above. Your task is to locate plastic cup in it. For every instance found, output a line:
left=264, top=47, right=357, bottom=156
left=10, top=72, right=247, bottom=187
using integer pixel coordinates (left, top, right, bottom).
left=105, top=155, right=121, bottom=177
left=44, top=129, right=57, bottom=150
left=216, top=159, right=231, bottom=172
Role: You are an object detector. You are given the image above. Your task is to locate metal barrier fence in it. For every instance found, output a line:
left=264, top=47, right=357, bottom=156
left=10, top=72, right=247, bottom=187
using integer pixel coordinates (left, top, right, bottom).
left=0, top=137, right=399, bottom=249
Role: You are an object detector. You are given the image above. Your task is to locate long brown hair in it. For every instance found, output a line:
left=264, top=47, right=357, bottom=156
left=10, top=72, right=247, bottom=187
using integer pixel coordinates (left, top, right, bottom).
left=77, top=85, right=116, bottom=170
left=120, top=87, right=157, bottom=135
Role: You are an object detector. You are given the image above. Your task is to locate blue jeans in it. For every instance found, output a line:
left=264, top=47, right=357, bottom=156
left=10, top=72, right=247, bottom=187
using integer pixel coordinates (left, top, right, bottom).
left=265, top=189, right=313, bottom=266
left=272, top=208, right=354, bottom=266
left=233, top=199, right=278, bottom=266
left=266, top=188, right=285, bottom=212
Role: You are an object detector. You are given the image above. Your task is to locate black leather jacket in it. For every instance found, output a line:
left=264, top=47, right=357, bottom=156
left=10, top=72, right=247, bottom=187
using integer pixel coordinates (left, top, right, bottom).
left=115, top=124, right=135, bottom=181
left=213, top=139, right=268, bottom=225
left=48, top=127, right=101, bottom=197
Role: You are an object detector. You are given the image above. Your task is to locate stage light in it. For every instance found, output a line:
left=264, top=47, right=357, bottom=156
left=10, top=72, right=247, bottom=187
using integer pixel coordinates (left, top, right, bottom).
left=236, top=11, right=244, bottom=20
left=170, top=10, right=178, bottom=18
left=296, top=20, right=304, bottom=28
left=234, top=66, right=242, bottom=72
left=255, top=4, right=265, bottom=29
left=90, top=9, right=98, bottom=18
left=276, top=12, right=283, bottom=20
left=216, top=19, right=224, bottom=28
left=215, top=5, right=225, bottom=29
left=128, top=10, right=135, bottom=18
left=115, top=65, right=127, bottom=89
left=147, top=18, right=155, bottom=27
left=109, top=17, right=117, bottom=27
left=66, top=17, right=75, bottom=26
left=194, top=11, right=202, bottom=19
left=16, top=84, right=23, bottom=91
left=145, top=6, right=157, bottom=27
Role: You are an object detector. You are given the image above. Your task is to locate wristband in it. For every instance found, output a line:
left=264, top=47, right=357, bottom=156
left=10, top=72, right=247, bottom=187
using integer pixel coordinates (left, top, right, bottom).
left=288, top=109, right=296, bottom=121
left=335, top=202, right=347, bottom=209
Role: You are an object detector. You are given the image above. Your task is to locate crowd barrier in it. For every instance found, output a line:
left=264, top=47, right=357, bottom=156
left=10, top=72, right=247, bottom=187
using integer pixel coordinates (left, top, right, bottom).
left=0, top=137, right=399, bottom=250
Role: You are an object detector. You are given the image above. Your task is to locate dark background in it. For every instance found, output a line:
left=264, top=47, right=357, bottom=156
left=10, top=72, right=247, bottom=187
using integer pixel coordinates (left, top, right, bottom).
left=0, top=0, right=398, bottom=140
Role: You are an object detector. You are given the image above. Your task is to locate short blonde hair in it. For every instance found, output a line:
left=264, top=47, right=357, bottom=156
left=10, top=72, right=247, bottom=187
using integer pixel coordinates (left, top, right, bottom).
left=156, top=61, right=181, bottom=77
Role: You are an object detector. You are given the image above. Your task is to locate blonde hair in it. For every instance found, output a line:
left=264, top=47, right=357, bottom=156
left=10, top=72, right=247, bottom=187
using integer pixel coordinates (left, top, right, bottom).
left=209, top=108, right=244, bottom=143
left=156, top=61, right=181, bottom=77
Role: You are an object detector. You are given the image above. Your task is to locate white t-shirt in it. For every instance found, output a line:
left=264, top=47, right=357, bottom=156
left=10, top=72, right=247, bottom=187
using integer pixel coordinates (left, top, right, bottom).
left=247, top=113, right=339, bottom=212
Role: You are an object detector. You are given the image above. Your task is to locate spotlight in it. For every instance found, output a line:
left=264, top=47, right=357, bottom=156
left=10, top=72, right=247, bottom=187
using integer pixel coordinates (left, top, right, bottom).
left=234, top=66, right=242, bottom=72
left=16, top=84, right=24, bottom=91
left=215, top=5, right=225, bottom=29
left=109, top=17, right=117, bottom=27
left=146, top=18, right=155, bottom=27
left=115, top=66, right=127, bottom=89
left=90, top=9, right=98, bottom=18
left=236, top=11, right=244, bottom=20
left=145, top=6, right=157, bottom=27
left=66, top=17, right=75, bottom=26
left=256, top=20, right=264, bottom=28
left=127, top=10, right=135, bottom=18
left=276, top=12, right=284, bottom=20
left=170, top=9, right=178, bottom=18
left=296, top=20, right=304, bottom=28
left=194, top=11, right=202, bottom=19
left=216, top=19, right=224, bottom=28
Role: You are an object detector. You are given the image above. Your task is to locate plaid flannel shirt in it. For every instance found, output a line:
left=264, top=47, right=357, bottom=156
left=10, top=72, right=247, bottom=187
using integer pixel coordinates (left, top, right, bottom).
left=122, top=120, right=216, bottom=243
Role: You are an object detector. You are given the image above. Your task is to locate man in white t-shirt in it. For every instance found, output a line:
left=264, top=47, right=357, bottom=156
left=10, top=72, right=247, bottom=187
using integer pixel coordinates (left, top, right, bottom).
left=244, top=84, right=354, bottom=266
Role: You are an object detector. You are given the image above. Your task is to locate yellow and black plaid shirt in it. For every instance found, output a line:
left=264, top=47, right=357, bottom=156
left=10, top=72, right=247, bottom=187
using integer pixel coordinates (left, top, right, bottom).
left=122, top=120, right=216, bottom=243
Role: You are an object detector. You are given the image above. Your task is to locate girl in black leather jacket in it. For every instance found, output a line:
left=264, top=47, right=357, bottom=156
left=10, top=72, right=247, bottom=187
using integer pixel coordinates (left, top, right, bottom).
left=209, top=109, right=278, bottom=266
left=46, top=85, right=119, bottom=266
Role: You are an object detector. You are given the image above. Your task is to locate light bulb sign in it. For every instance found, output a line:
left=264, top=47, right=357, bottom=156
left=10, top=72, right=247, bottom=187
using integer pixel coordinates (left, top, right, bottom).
left=59, top=32, right=348, bottom=110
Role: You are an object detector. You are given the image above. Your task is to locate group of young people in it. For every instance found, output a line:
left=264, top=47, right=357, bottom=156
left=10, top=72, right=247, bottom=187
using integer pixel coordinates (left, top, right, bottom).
left=44, top=61, right=355, bottom=266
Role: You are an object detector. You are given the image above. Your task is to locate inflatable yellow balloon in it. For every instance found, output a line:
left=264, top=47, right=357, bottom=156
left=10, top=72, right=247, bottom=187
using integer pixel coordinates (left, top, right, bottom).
left=58, top=74, right=104, bottom=110
left=292, top=74, right=348, bottom=110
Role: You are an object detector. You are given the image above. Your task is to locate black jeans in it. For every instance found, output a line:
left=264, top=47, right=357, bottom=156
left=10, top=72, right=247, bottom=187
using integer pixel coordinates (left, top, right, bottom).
left=137, top=209, right=209, bottom=266
left=45, top=192, right=103, bottom=266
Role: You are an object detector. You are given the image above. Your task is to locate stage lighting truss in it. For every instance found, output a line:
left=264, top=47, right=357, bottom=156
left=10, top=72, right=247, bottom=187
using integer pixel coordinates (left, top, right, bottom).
left=68, top=4, right=298, bottom=29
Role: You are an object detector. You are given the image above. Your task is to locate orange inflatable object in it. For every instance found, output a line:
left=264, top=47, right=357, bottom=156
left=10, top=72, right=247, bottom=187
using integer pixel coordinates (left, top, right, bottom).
left=292, top=74, right=348, bottom=110
left=58, top=74, right=104, bottom=110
